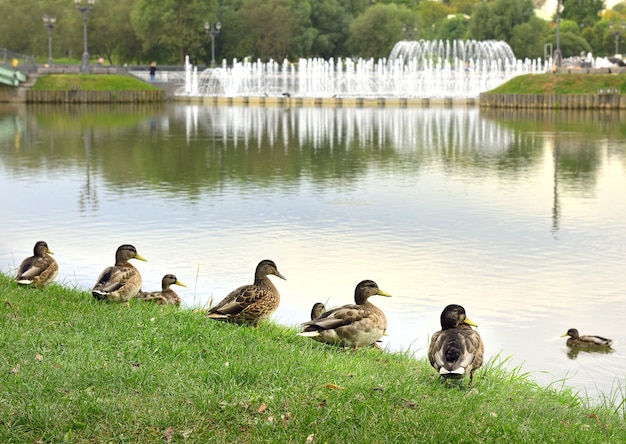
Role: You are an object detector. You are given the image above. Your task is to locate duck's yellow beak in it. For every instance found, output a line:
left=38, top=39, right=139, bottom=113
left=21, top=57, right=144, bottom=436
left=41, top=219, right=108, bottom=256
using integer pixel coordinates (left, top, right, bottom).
left=176, top=280, right=187, bottom=287
left=464, top=317, right=478, bottom=327
left=377, top=289, right=392, bottom=297
left=48, top=249, right=55, bottom=255
left=134, top=253, right=147, bottom=262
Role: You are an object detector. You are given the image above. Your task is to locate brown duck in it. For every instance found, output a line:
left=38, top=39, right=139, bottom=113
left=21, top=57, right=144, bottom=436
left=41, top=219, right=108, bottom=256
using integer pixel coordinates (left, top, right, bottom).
left=15, top=241, right=58, bottom=288
left=138, top=274, right=186, bottom=306
left=92, top=244, right=147, bottom=302
left=206, top=259, right=286, bottom=326
left=428, top=304, right=484, bottom=383
left=298, top=280, right=391, bottom=349
left=561, top=328, right=613, bottom=348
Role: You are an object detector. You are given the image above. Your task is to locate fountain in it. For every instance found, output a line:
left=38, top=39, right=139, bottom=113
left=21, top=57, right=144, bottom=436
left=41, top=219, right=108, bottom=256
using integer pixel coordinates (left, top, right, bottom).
left=178, top=39, right=548, bottom=101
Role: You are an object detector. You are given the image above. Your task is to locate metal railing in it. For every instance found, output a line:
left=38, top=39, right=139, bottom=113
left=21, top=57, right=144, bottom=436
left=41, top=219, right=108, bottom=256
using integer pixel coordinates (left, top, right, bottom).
left=0, top=48, right=37, bottom=73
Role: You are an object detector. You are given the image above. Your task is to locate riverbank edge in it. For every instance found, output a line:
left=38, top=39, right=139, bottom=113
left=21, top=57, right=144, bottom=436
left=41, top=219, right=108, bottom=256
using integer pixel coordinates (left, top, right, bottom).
left=1, top=272, right=625, bottom=442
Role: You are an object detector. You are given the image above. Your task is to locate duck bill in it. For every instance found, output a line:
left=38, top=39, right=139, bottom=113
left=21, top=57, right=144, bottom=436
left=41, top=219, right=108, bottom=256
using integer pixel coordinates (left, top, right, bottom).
left=377, top=289, right=392, bottom=297
left=134, top=254, right=148, bottom=262
left=176, top=280, right=187, bottom=287
left=274, top=271, right=287, bottom=280
left=464, top=317, right=478, bottom=327
left=48, top=249, right=55, bottom=255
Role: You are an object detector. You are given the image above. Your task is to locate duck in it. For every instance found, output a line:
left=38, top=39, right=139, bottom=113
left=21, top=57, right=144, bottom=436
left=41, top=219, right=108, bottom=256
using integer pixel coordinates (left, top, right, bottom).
left=428, top=304, right=484, bottom=383
left=310, top=302, right=326, bottom=320
left=561, top=328, right=613, bottom=348
left=92, top=244, right=147, bottom=302
left=206, top=259, right=286, bottom=327
left=298, top=280, right=391, bottom=349
left=15, top=241, right=58, bottom=288
left=138, top=274, right=186, bottom=306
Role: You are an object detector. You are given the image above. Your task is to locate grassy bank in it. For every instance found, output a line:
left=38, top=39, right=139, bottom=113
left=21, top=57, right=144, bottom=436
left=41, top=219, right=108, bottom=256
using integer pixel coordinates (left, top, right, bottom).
left=31, top=74, right=159, bottom=91
left=489, top=74, right=626, bottom=95
left=1, top=273, right=624, bottom=443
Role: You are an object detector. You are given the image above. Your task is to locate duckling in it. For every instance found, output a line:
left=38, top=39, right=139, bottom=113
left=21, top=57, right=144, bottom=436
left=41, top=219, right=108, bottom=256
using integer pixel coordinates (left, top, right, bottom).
left=428, top=304, right=484, bottom=383
left=92, top=244, right=147, bottom=302
left=310, top=302, right=326, bottom=320
left=15, top=241, right=58, bottom=288
left=298, top=280, right=391, bottom=349
left=206, top=259, right=286, bottom=327
left=138, top=274, right=186, bottom=306
left=561, top=328, right=613, bottom=348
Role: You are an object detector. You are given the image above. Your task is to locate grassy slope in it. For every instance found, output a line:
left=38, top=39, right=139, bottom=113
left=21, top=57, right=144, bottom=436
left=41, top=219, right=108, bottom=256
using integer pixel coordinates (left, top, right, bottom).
left=488, top=74, right=626, bottom=95
left=31, top=74, right=158, bottom=91
left=1, top=273, right=624, bottom=443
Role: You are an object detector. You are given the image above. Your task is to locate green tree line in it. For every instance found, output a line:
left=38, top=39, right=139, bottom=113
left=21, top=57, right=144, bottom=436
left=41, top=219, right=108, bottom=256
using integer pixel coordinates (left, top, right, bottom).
left=1, top=0, right=625, bottom=65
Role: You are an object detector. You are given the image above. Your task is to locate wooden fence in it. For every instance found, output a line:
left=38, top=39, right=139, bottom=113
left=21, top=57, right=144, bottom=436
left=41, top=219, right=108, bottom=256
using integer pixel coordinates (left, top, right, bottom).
left=26, top=89, right=166, bottom=103
left=479, top=91, right=625, bottom=109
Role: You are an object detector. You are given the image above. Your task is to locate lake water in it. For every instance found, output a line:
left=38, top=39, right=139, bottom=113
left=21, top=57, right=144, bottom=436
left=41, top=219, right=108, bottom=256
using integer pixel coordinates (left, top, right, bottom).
left=1, top=102, right=625, bottom=408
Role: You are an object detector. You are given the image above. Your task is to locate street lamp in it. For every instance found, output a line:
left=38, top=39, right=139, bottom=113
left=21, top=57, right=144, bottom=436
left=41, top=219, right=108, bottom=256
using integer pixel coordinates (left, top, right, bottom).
left=554, top=0, right=563, bottom=69
left=402, top=24, right=417, bottom=41
left=610, top=22, right=626, bottom=56
left=204, top=21, right=222, bottom=69
left=42, top=14, right=56, bottom=67
left=75, top=0, right=95, bottom=74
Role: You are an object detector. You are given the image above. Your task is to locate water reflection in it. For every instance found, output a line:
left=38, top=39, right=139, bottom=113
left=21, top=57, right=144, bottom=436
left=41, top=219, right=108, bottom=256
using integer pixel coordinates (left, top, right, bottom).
left=566, top=346, right=615, bottom=360
left=1, top=103, right=625, bottom=409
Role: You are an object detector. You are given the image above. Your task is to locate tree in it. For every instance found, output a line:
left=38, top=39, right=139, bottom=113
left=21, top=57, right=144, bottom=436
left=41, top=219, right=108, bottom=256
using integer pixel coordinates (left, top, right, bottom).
left=560, top=0, right=605, bottom=29
left=418, top=1, right=452, bottom=40
left=510, top=17, right=549, bottom=59
left=131, top=0, right=217, bottom=64
left=434, top=15, right=471, bottom=41
left=237, top=0, right=301, bottom=60
left=346, top=3, right=417, bottom=58
left=90, top=0, right=141, bottom=64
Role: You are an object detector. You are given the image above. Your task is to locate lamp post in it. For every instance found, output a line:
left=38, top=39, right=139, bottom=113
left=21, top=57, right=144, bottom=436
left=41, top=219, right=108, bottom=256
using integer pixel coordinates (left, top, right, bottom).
left=610, top=22, right=626, bottom=56
left=554, top=0, right=563, bottom=69
left=402, top=24, right=417, bottom=41
left=204, top=21, right=221, bottom=69
left=42, top=14, right=56, bottom=67
left=75, top=0, right=95, bottom=74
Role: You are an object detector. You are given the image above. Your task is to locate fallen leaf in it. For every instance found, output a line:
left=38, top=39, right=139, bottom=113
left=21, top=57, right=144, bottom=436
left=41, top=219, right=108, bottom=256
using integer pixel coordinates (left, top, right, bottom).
left=267, top=415, right=274, bottom=422
left=258, top=403, right=267, bottom=413
left=5, top=300, right=13, bottom=308
left=325, top=383, right=345, bottom=390
left=163, top=426, right=174, bottom=442
left=403, top=399, right=417, bottom=408
left=35, top=352, right=43, bottom=362
left=306, top=433, right=315, bottom=443
left=11, top=364, right=20, bottom=374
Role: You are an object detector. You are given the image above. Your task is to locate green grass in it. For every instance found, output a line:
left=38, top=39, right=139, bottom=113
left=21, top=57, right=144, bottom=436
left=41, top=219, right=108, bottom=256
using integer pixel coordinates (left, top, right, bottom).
left=1, top=272, right=625, bottom=443
left=31, top=74, right=158, bottom=91
left=487, top=74, right=626, bottom=95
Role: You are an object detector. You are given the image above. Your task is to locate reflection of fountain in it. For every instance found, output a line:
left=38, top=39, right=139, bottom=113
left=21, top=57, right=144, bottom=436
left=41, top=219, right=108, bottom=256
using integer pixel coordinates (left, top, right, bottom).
left=179, top=40, right=546, bottom=99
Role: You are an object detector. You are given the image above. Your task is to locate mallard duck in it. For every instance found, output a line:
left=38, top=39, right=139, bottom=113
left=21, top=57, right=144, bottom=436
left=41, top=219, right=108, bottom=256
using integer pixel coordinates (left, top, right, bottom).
left=92, top=244, right=147, bottom=302
left=428, top=304, right=484, bottom=383
left=310, top=302, right=326, bottom=320
left=561, top=328, right=613, bottom=348
left=206, top=259, right=286, bottom=327
left=15, top=241, right=58, bottom=288
left=138, top=274, right=186, bottom=306
left=298, top=280, right=391, bottom=349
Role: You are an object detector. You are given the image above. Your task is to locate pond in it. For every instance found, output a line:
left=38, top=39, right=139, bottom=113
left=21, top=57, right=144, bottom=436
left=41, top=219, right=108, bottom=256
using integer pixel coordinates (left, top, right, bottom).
left=1, top=102, right=625, bottom=407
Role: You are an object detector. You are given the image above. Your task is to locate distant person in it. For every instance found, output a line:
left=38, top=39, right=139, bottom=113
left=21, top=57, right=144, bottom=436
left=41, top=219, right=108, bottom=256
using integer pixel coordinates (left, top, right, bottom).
left=149, top=62, right=157, bottom=82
